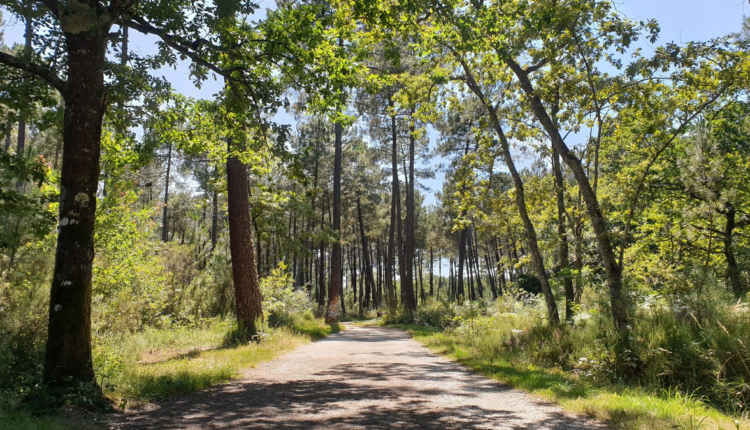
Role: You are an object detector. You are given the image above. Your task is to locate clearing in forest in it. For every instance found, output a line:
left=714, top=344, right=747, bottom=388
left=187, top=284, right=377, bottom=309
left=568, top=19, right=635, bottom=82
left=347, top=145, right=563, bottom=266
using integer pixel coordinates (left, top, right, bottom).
left=110, top=324, right=605, bottom=429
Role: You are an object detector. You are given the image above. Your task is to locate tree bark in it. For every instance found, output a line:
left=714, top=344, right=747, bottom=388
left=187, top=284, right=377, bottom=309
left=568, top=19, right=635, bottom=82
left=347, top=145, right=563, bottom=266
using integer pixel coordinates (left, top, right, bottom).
left=722, top=203, right=746, bottom=298
left=471, top=227, right=484, bottom=299
left=402, top=116, right=417, bottom=310
left=325, top=116, right=343, bottom=322
left=317, top=192, right=326, bottom=307
left=429, top=246, right=434, bottom=297
left=552, top=148, right=575, bottom=321
left=226, top=139, right=263, bottom=335
left=457, top=230, right=466, bottom=300
left=43, top=32, right=108, bottom=390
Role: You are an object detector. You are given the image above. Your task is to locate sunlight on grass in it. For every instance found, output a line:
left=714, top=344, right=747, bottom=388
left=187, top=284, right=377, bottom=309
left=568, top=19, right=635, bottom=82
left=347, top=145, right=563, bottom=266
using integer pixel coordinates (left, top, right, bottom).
left=398, top=324, right=748, bottom=430
left=113, top=329, right=305, bottom=404
left=95, top=316, right=340, bottom=407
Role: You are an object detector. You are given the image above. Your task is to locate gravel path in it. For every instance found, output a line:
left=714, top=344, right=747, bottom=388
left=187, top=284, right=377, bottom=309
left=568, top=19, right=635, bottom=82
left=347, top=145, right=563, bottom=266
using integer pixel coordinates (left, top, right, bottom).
left=111, top=324, right=606, bottom=429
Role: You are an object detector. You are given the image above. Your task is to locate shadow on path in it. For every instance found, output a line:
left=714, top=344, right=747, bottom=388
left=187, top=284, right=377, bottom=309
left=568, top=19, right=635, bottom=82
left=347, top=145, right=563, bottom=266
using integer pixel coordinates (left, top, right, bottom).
left=110, top=325, right=605, bottom=429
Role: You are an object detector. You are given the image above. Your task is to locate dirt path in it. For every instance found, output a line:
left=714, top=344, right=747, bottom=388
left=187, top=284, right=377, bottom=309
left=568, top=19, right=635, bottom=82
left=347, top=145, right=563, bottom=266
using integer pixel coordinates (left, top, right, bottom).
left=110, top=324, right=606, bottom=429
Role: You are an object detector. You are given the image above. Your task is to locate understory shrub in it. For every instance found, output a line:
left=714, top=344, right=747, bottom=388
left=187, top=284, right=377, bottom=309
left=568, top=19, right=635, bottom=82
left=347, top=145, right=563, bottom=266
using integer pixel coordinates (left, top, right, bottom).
left=405, top=287, right=750, bottom=415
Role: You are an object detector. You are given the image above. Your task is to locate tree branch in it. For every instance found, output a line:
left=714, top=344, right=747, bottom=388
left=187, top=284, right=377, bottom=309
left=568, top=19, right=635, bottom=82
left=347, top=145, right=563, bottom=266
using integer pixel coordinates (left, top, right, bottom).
left=0, top=51, right=66, bottom=95
left=38, top=0, right=60, bottom=18
left=120, top=16, right=229, bottom=80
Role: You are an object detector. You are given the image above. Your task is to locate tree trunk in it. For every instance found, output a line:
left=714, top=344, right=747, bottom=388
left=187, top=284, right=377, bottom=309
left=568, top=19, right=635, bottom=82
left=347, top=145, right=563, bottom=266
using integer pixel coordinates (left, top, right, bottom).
left=402, top=116, right=417, bottom=310
left=211, top=188, right=218, bottom=252
left=457, top=231, right=466, bottom=300
left=471, top=227, right=484, bottom=299
left=437, top=249, right=442, bottom=298
left=386, top=98, right=399, bottom=310
left=4, top=118, right=11, bottom=152
left=506, top=58, right=625, bottom=330
left=43, top=34, right=107, bottom=390
left=161, top=141, right=172, bottom=242
left=455, top=58, right=559, bottom=324
left=357, top=196, right=376, bottom=309
left=429, top=246, right=434, bottom=297
left=16, top=14, right=32, bottom=160
left=325, top=116, right=343, bottom=323
left=573, top=223, right=584, bottom=304
left=723, top=203, right=746, bottom=298
left=226, top=140, right=263, bottom=335
left=485, top=252, right=498, bottom=300
left=418, top=251, right=424, bottom=304
left=317, top=192, right=326, bottom=306
left=552, top=148, right=575, bottom=321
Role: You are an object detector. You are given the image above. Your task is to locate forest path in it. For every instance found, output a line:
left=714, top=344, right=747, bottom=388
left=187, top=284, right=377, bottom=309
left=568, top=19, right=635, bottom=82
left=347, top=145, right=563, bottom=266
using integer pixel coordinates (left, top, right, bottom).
left=110, top=324, right=606, bottom=429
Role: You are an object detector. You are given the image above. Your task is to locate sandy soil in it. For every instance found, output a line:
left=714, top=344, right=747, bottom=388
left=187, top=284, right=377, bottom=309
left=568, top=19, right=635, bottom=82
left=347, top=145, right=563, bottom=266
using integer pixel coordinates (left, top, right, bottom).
left=109, top=324, right=607, bottom=429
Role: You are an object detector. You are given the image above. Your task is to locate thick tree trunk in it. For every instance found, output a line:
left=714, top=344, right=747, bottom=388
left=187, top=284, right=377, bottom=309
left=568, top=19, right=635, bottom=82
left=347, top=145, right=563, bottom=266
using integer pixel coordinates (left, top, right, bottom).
left=506, top=58, right=625, bottom=330
left=402, top=118, right=417, bottom=310
left=43, top=34, right=107, bottom=390
left=226, top=139, right=263, bottom=335
left=723, top=203, right=746, bottom=298
left=325, top=118, right=343, bottom=323
left=552, top=148, right=575, bottom=321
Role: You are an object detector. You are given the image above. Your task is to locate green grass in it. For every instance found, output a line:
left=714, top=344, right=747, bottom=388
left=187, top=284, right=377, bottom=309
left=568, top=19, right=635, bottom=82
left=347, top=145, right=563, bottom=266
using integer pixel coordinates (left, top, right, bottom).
left=0, top=410, right=73, bottom=430
left=0, top=316, right=340, bottom=429
left=110, top=328, right=306, bottom=405
left=104, top=316, right=340, bottom=405
left=394, top=323, right=747, bottom=430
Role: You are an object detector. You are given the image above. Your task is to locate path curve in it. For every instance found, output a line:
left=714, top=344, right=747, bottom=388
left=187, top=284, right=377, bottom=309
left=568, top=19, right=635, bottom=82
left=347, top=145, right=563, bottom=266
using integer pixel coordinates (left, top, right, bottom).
left=111, top=324, right=606, bottom=429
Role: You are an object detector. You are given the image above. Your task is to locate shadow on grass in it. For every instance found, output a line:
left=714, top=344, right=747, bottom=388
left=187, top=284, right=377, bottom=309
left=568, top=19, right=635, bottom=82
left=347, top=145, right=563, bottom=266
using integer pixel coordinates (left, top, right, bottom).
left=120, top=319, right=340, bottom=404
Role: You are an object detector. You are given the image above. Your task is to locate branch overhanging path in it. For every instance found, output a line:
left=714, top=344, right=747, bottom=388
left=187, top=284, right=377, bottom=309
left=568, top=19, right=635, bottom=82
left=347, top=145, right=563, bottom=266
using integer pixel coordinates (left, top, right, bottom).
left=111, top=325, right=605, bottom=429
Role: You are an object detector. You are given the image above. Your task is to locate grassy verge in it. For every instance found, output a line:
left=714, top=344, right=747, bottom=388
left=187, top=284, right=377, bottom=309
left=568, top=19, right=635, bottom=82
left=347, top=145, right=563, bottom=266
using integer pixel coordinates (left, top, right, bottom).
left=1, top=316, right=340, bottom=429
left=392, top=323, right=747, bottom=430
left=102, top=317, right=340, bottom=406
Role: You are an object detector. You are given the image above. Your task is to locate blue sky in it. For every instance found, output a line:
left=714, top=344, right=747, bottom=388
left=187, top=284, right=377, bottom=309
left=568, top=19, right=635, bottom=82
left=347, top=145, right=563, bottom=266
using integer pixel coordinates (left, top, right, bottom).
left=1, top=0, right=747, bottom=205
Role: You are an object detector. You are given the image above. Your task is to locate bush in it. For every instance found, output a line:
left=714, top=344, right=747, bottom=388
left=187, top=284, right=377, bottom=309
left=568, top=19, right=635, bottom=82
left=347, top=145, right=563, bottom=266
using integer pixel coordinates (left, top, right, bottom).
left=261, top=263, right=314, bottom=323
left=414, top=300, right=455, bottom=329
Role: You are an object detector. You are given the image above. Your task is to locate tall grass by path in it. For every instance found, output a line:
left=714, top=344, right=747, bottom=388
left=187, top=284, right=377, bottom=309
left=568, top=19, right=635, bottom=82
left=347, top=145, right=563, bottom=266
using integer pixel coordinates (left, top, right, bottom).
left=101, top=314, right=340, bottom=406
left=388, top=321, right=748, bottom=430
left=0, top=313, right=340, bottom=429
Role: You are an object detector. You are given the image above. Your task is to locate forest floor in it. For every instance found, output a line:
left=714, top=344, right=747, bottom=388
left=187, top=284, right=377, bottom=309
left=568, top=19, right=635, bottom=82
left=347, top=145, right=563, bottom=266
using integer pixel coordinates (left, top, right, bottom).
left=107, top=324, right=605, bottom=429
